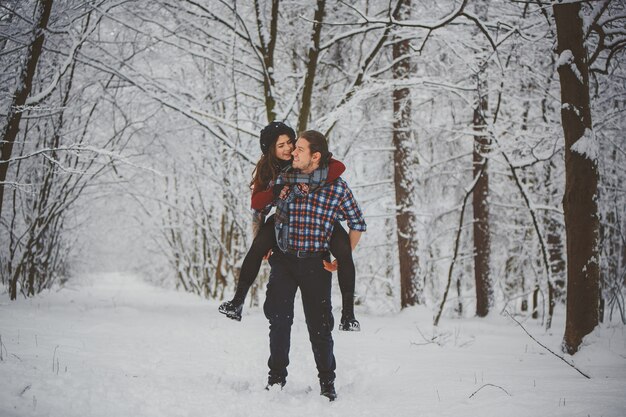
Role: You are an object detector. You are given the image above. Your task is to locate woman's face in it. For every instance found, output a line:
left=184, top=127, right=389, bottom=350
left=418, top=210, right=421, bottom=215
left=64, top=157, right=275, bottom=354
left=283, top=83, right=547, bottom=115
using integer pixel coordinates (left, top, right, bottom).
left=274, top=134, right=294, bottom=161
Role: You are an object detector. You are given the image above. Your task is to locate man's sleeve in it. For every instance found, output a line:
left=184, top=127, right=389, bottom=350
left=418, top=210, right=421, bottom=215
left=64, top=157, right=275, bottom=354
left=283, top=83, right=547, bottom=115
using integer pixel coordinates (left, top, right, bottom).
left=338, top=183, right=367, bottom=232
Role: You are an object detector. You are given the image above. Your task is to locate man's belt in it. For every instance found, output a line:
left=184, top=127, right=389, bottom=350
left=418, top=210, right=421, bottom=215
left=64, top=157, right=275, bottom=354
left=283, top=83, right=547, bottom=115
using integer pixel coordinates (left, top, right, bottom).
left=285, top=248, right=328, bottom=258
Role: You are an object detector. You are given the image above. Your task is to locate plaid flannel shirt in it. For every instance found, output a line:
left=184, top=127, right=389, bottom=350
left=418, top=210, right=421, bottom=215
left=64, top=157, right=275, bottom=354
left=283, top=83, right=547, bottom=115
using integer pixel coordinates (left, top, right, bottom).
left=281, top=177, right=366, bottom=253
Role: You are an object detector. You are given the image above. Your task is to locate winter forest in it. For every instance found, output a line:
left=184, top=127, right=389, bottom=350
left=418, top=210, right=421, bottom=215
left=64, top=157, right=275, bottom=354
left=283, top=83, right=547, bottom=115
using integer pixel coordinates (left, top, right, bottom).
left=1, top=0, right=626, bottom=415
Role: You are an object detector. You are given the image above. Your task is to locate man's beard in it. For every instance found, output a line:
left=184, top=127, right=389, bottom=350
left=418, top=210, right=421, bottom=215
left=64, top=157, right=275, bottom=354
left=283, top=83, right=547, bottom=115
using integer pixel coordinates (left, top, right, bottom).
left=295, top=159, right=313, bottom=172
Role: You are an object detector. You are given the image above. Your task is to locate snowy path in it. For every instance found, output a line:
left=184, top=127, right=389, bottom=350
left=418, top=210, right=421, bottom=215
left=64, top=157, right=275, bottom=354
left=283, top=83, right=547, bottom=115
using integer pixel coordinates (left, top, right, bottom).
left=1, top=273, right=625, bottom=417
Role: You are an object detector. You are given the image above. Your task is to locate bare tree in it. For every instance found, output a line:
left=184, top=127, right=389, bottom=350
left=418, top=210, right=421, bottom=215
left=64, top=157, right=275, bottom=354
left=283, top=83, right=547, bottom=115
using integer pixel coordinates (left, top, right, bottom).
left=254, top=0, right=280, bottom=122
left=0, top=0, right=54, bottom=219
left=587, top=0, right=626, bottom=324
left=392, top=0, right=422, bottom=307
left=297, top=0, right=326, bottom=132
left=1, top=2, right=141, bottom=298
left=554, top=2, right=600, bottom=354
left=472, top=84, right=492, bottom=317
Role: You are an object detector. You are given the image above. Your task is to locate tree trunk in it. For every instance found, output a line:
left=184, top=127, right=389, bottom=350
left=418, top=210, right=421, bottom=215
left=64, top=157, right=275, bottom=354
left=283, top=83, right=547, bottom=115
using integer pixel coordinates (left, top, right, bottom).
left=0, top=0, right=54, bottom=220
left=297, top=0, right=325, bottom=133
left=554, top=3, right=600, bottom=355
left=472, top=91, right=492, bottom=317
left=471, top=1, right=492, bottom=318
left=546, top=162, right=565, bottom=287
left=392, top=0, right=421, bottom=308
left=254, top=0, right=279, bottom=123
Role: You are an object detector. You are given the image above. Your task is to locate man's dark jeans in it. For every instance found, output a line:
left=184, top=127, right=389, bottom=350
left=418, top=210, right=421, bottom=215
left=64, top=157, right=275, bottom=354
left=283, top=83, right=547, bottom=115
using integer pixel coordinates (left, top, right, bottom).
left=263, top=250, right=336, bottom=382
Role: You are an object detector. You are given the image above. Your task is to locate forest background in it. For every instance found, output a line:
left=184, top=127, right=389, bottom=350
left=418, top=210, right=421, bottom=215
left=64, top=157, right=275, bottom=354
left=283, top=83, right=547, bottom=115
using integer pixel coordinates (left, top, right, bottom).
left=1, top=0, right=625, bottom=355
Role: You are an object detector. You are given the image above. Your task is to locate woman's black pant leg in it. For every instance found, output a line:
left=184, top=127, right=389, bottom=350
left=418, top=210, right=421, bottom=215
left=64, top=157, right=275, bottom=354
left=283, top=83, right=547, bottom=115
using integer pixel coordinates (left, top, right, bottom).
left=232, top=215, right=276, bottom=304
left=329, top=222, right=356, bottom=315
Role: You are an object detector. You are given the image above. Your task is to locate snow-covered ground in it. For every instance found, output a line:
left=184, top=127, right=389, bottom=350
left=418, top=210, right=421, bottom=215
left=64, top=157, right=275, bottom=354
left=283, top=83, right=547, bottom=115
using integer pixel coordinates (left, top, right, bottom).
left=1, top=273, right=624, bottom=417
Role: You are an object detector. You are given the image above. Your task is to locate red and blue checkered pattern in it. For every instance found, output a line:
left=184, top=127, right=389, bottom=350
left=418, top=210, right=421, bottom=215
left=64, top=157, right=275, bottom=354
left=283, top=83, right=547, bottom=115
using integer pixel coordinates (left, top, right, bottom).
left=285, top=178, right=366, bottom=253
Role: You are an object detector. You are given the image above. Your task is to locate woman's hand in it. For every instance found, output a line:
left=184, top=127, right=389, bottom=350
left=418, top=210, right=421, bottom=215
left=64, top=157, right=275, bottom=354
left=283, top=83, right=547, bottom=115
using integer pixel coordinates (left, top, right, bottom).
left=263, top=249, right=272, bottom=260
left=323, top=259, right=338, bottom=272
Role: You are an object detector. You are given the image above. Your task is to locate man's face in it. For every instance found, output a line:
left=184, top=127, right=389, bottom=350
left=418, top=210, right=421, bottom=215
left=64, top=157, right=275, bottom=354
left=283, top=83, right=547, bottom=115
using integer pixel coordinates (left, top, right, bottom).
left=292, top=137, right=319, bottom=173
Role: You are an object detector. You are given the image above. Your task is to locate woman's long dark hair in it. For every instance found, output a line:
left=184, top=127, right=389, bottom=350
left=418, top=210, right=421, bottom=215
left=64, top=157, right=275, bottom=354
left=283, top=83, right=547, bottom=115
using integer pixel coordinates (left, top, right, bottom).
left=250, top=148, right=284, bottom=191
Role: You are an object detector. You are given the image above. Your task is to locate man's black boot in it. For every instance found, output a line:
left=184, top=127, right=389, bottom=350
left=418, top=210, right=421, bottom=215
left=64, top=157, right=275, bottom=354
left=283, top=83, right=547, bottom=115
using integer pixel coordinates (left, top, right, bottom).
left=320, top=379, right=337, bottom=401
left=265, top=375, right=286, bottom=391
left=339, top=293, right=360, bottom=331
left=218, top=299, right=243, bottom=321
